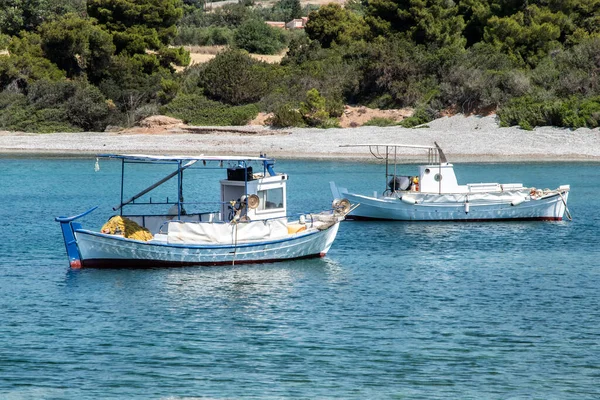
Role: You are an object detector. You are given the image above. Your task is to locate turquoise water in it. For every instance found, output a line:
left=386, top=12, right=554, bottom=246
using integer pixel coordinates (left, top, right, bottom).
left=1, top=157, right=599, bottom=399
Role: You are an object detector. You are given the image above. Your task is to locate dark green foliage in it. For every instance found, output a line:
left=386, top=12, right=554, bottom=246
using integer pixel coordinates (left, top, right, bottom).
left=162, top=93, right=259, bottom=125
left=359, top=36, right=431, bottom=107
left=174, top=26, right=234, bottom=46
left=439, top=42, right=525, bottom=112
left=266, top=88, right=341, bottom=127
left=182, top=4, right=257, bottom=29
left=399, top=107, right=435, bottom=128
left=0, top=79, right=112, bottom=132
left=234, top=19, right=286, bottom=54
left=305, top=4, right=368, bottom=48
left=300, top=88, right=329, bottom=126
left=0, top=0, right=86, bottom=36
left=0, top=33, right=10, bottom=49
left=1, top=34, right=65, bottom=92
left=267, top=104, right=305, bottom=127
left=199, top=49, right=274, bottom=105
left=88, top=0, right=183, bottom=49
left=498, top=95, right=600, bottom=130
left=3, top=0, right=600, bottom=132
left=257, top=0, right=304, bottom=22
left=87, top=0, right=188, bottom=73
left=39, top=14, right=115, bottom=81
left=97, top=54, right=174, bottom=126
left=158, top=46, right=191, bottom=69
left=365, top=0, right=466, bottom=48
left=0, top=91, right=77, bottom=132
left=65, top=83, right=112, bottom=131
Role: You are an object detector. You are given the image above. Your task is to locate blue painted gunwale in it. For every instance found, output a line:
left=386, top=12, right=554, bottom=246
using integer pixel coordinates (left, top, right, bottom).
left=74, top=225, right=321, bottom=249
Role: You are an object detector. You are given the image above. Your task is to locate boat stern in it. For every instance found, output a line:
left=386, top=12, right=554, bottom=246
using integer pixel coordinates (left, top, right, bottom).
left=56, top=220, right=83, bottom=269
left=55, top=206, right=98, bottom=269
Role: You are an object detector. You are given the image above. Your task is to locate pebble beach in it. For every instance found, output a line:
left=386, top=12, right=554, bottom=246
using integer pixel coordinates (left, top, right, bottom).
left=1, top=115, right=599, bottom=162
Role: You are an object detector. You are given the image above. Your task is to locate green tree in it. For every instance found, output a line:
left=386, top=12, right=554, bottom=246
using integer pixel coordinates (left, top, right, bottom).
left=38, top=14, right=115, bottom=82
left=299, top=88, right=329, bottom=126
left=483, top=4, right=566, bottom=66
left=365, top=0, right=466, bottom=48
left=0, top=0, right=85, bottom=36
left=234, top=19, right=286, bottom=54
left=1, top=33, right=65, bottom=92
left=199, top=49, right=273, bottom=105
left=305, top=3, right=368, bottom=48
left=88, top=0, right=184, bottom=52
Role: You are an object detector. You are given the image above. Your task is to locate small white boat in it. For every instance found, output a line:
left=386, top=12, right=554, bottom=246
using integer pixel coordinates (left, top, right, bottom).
left=57, top=154, right=350, bottom=269
left=331, top=143, right=571, bottom=221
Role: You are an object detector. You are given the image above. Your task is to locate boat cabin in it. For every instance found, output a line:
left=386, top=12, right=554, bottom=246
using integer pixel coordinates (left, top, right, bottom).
left=220, top=167, right=288, bottom=221
left=98, top=154, right=289, bottom=234
left=341, top=143, right=524, bottom=195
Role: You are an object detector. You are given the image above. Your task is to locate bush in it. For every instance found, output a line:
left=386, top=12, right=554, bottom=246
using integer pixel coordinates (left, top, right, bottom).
left=363, top=117, right=397, bottom=126
left=0, top=79, right=113, bottom=132
left=174, top=27, right=234, bottom=46
left=162, top=93, right=259, bottom=125
left=234, top=19, right=286, bottom=55
left=399, top=107, right=435, bottom=128
left=499, top=95, right=600, bottom=129
left=267, top=104, right=305, bottom=127
left=200, top=49, right=274, bottom=105
left=0, top=91, right=78, bottom=133
left=497, top=96, right=561, bottom=129
left=300, top=88, right=329, bottom=127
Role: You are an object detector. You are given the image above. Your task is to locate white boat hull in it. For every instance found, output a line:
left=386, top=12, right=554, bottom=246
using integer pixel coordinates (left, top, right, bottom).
left=333, top=184, right=569, bottom=221
left=72, top=223, right=340, bottom=268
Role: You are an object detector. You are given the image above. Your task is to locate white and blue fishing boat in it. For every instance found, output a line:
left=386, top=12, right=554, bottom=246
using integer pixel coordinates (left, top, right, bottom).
left=331, top=143, right=571, bottom=222
left=56, top=154, right=350, bottom=269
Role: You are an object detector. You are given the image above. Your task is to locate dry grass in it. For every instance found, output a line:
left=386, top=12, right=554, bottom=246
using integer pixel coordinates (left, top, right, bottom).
left=183, top=46, right=286, bottom=68
left=183, top=45, right=227, bottom=55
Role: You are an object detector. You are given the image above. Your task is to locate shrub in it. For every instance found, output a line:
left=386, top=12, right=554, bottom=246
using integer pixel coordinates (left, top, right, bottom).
left=267, top=104, right=305, bottom=127
left=300, top=88, right=329, bottom=127
left=499, top=95, right=600, bottom=129
left=200, top=49, right=273, bottom=105
left=0, top=91, right=78, bottom=133
left=497, top=96, right=560, bottom=129
left=363, top=117, right=397, bottom=126
left=399, top=107, right=435, bottom=128
left=175, top=27, right=234, bottom=46
left=162, top=93, right=259, bottom=125
left=0, top=79, right=113, bottom=132
left=233, top=19, right=286, bottom=55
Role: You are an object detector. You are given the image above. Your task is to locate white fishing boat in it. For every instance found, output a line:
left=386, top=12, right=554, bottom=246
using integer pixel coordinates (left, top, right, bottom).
left=330, top=143, right=571, bottom=221
left=56, top=154, right=351, bottom=269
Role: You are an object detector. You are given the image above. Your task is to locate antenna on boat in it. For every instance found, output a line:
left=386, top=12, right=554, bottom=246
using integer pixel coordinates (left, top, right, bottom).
left=434, top=142, right=447, bottom=163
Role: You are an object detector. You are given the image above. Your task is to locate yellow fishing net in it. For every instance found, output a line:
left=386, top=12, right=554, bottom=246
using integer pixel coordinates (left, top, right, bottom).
left=101, top=216, right=153, bottom=241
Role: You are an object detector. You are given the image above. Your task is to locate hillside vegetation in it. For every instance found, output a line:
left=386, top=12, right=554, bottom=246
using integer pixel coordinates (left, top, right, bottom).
left=0, top=0, right=599, bottom=132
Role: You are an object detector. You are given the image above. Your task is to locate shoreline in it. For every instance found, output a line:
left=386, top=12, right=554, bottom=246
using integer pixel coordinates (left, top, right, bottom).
left=1, top=115, right=599, bottom=162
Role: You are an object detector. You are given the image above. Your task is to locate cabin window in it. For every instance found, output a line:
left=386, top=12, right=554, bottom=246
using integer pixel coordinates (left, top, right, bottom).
left=434, top=173, right=443, bottom=181
left=257, top=188, right=284, bottom=210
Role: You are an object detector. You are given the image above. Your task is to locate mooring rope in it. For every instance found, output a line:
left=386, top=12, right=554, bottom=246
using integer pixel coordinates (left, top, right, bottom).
left=557, top=192, right=572, bottom=221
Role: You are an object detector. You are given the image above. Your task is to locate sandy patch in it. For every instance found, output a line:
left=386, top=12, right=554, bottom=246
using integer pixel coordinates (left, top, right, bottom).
left=340, top=106, right=413, bottom=128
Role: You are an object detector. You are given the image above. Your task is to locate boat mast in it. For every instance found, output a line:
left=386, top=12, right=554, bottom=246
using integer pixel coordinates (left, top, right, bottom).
left=177, top=160, right=183, bottom=218
left=119, top=158, right=125, bottom=216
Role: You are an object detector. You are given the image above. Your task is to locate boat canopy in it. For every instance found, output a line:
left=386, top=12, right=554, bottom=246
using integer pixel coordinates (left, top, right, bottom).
left=98, top=154, right=274, bottom=163
left=340, top=142, right=447, bottom=164
left=340, top=144, right=436, bottom=150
